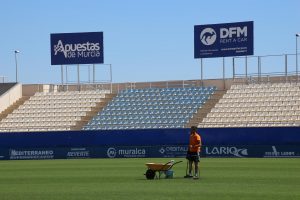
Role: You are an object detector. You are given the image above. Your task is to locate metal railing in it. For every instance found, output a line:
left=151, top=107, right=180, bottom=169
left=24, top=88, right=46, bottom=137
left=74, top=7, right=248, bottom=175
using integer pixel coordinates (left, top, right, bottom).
left=55, top=79, right=204, bottom=94
left=232, top=53, right=299, bottom=84
left=0, top=126, right=73, bottom=133
left=198, top=121, right=300, bottom=128
left=0, top=76, right=8, bottom=83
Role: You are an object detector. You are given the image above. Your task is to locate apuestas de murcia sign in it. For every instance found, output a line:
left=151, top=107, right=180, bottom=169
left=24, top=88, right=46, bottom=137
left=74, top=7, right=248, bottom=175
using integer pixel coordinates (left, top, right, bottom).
left=50, top=32, right=104, bottom=65
left=54, top=40, right=101, bottom=59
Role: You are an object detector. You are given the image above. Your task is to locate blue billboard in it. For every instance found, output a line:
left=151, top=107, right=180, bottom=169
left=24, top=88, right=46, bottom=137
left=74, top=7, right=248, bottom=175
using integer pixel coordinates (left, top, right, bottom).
left=51, top=32, right=104, bottom=65
left=1, top=145, right=300, bottom=160
left=194, top=21, right=253, bottom=58
left=1, top=127, right=300, bottom=160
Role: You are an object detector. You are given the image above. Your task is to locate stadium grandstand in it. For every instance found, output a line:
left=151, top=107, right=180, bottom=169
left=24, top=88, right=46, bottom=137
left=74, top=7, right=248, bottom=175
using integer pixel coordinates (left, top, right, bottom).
left=2, top=2, right=300, bottom=200
left=200, top=82, right=300, bottom=128
left=1, top=71, right=300, bottom=133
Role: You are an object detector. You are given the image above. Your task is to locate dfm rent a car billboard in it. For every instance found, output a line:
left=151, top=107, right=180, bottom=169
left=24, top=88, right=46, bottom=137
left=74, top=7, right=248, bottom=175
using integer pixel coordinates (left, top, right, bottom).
left=51, top=32, right=104, bottom=65
left=194, top=21, right=253, bottom=58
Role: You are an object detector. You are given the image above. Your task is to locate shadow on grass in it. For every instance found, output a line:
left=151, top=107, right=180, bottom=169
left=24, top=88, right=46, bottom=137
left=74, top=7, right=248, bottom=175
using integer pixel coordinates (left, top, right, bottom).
left=136, top=176, right=203, bottom=181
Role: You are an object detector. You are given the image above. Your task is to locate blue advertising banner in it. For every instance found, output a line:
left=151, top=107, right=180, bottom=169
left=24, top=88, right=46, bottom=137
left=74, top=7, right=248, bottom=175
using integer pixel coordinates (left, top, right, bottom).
left=1, top=145, right=300, bottom=160
left=50, top=32, right=104, bottom=65
left=0, top=148, right=8, bottom=160
left=194, top=21, right=254, bottom=58
left=159, top=145, right=300, bottom=158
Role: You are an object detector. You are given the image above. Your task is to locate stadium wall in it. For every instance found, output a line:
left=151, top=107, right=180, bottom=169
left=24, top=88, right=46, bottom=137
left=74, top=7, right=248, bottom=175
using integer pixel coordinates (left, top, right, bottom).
left=0, top=83, right=22, bottom=113
left=21, top=75, right=297, bottom=95
left=0, top=127, right=300, bottom=160
left=22, top=78, right=234, bottom=94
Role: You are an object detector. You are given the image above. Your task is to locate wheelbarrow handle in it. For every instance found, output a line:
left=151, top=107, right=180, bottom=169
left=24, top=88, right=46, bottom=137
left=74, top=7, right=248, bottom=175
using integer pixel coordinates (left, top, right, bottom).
left=162, top=160, right=183, bottom=171
left=170, top=160, right=183, bottom=168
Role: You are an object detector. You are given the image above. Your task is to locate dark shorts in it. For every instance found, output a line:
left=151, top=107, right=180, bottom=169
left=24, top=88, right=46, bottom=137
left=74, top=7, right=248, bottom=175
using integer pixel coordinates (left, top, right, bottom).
left=186, top=151, right=200, bottom=162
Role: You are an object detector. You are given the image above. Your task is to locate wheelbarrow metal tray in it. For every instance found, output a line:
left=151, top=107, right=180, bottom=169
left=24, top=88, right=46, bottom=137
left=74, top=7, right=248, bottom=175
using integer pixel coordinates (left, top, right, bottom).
left=145, top=163, right=172, bottom=171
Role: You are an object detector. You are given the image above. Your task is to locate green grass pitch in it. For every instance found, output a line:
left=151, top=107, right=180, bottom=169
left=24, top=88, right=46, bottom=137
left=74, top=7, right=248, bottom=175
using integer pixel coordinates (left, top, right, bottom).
left=0, top=158, right=299, bottom=200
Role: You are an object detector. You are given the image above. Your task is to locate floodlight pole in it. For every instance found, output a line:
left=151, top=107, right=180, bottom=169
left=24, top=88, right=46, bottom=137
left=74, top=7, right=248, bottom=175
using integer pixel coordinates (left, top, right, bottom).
left=232, top=57, right=235, bottom=81
left=110, top=64, right=113, bottom=93
left=14, top=50, right=20, bottom=82
left=61, top=65, right=64, bottom=91
left=223, top=57, right=225, bottom=90
left=77, top=64, right=80, bottom=91
left=88, top=65, right=91, bottom=83
left=65, top=65, right=69, bottom=91
left=201, top=58, right=203, bottom=86
left=296, top=33, right=300, bottom=82
left=285, top=54, right=288, bottom=82
left=257, top=56, right=261, bottom=83
left=245, top=56, right=248, bottom=84
left=93, top=64, right=95, bottom=83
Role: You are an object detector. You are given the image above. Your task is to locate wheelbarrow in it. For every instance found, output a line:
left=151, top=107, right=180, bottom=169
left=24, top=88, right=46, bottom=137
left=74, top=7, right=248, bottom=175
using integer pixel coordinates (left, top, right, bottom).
left=144, top=160, right=182, bottom=179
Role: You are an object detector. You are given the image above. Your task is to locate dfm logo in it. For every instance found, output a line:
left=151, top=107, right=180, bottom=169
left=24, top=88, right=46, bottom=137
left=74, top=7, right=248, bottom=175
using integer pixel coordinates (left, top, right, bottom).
left=200, top=26, right=248, bottom=45
left=200, top=28, right=216, bottom=45
left=220, top=26, right=248, bottom=38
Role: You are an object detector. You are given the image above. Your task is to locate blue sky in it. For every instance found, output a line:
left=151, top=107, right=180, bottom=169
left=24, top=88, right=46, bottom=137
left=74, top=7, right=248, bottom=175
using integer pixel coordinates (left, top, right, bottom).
left=0, top=0, right=299, bottom=84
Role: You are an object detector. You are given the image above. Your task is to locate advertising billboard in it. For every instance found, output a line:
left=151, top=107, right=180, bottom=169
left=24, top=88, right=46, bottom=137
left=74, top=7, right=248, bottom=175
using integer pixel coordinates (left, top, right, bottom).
left=1, top=145, right=300, bottom=160
left=50, top=32, right=104, bottom=65
left=194, top=21, right=253, bottom=58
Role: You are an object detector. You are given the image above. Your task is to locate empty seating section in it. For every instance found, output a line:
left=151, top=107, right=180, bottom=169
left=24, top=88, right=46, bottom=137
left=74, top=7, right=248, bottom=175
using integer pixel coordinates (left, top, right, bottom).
left=199, top=83, right=300, bottom=128
left=0, top=90, right=110, bottom=132
left=83, top=86, right=216, bottom=130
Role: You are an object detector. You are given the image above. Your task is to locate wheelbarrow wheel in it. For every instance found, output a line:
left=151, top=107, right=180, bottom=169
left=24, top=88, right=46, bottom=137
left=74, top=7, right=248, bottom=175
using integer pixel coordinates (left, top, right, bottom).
left=145, top=169, right=156, bottom=180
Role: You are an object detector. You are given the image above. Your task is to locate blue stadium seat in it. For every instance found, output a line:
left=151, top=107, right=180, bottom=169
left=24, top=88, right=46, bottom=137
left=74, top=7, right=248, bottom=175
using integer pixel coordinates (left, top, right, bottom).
left=83, top=86, right=216, bottom=130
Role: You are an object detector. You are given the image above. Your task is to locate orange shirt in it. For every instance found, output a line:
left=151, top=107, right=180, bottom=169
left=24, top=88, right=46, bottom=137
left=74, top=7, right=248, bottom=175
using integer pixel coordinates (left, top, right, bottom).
left=189, top=132, right=202, bottom=152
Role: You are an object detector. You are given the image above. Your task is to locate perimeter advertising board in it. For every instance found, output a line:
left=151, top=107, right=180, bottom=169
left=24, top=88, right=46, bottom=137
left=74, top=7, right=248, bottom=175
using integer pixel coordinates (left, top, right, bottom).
left=194, top=21, right=253, bottom=58
left=50, top=32, right=104, bottom=65
left=1, top=145, right=300, bottom=160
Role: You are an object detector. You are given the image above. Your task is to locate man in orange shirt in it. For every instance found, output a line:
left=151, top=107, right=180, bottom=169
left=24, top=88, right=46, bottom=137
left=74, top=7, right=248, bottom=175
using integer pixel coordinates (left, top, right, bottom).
left=185, top=126, right=202, bottom=179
